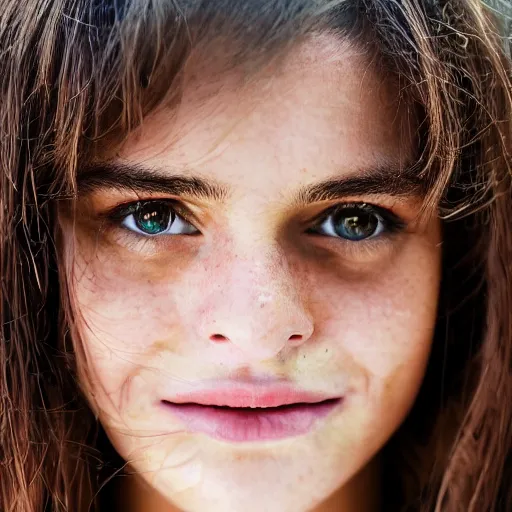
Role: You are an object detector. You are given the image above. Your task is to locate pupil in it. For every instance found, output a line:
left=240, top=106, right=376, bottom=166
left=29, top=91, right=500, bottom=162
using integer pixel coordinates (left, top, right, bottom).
left=334, top=209, right=378, bottom=240
left=135, top=203, right=173, bottom=235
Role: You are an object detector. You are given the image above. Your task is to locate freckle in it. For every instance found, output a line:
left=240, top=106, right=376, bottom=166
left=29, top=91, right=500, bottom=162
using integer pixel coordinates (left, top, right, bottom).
left=149, top=340, right=172, bottom=355
left=232, top=366, right=252, bottom=379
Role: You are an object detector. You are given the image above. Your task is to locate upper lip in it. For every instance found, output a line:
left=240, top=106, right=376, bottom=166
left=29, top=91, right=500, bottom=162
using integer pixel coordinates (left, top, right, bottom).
left=163, top=380, right=341, bottom=408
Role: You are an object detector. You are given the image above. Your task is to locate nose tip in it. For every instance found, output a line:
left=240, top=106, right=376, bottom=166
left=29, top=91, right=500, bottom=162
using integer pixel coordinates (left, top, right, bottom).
left=207, top=315, right=314, bottom=360
left=195, top=248, right=314, bottom=361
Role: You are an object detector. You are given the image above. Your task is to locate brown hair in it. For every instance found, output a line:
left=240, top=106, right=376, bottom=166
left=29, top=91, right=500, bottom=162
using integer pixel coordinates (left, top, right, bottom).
left=0, top=1, right=511, bottom=510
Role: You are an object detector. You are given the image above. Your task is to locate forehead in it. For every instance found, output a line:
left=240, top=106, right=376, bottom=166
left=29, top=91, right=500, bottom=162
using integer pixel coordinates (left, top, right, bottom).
left=115, top=36, right=416, bottom=188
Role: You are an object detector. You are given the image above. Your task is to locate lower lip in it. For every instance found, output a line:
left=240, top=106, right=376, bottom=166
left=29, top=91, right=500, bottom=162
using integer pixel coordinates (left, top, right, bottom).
left=161, top=399, right=342, bottom=442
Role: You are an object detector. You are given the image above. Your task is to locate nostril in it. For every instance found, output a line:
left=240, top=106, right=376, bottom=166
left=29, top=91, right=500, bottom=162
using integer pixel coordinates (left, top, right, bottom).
left=209, top=333, right=305, bottom=345
left=210, top=333, right=229, bottom=343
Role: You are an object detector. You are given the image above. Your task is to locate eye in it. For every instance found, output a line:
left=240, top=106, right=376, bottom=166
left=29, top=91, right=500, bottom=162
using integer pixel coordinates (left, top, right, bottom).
left=310, top=203, right=401, bottom=241
left=120, top=201, right=198, bottom=236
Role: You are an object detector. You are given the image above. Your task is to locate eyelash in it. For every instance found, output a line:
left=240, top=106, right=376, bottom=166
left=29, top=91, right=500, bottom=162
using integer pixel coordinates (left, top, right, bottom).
left=106, top=199, right=195, bottom=226
left=103, top=199, right=406, bottom=244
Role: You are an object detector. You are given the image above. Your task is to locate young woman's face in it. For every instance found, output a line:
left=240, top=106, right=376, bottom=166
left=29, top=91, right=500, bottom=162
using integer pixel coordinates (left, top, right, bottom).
left=63, top=38, right=441, bottom=512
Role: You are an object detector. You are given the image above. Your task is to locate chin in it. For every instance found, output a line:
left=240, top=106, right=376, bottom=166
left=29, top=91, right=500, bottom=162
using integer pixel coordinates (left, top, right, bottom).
left=123, top=430, right=362, bottom=512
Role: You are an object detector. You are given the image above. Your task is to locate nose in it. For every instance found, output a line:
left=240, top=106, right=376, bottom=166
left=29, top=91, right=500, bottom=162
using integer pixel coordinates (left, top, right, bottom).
left=195, top=247, right=314, bottom=361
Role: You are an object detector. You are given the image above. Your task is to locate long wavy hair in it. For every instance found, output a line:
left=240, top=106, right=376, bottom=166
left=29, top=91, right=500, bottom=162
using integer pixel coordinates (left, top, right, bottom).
left=1, top=0, right=511, bottom=511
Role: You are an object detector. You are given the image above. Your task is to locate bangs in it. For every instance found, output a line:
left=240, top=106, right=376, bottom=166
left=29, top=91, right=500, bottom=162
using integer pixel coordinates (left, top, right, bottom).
left=72, top=0, right=349, bottom=163
left=42, top=0, right=508, bottom=222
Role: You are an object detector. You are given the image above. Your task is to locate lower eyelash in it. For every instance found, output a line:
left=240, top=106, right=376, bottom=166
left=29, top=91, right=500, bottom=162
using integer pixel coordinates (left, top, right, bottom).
left=102, top=223, right=169, bottom=254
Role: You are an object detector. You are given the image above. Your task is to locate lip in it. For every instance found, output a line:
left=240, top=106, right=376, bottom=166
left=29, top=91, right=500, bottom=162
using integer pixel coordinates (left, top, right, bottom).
left=161, top=383, right=343, bottom=442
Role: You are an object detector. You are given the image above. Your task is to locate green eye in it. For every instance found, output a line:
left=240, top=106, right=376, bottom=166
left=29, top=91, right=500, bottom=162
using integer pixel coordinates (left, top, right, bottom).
left=120, top=201, right=198, bottom=236
left=134, top=202, right=174, bottom=235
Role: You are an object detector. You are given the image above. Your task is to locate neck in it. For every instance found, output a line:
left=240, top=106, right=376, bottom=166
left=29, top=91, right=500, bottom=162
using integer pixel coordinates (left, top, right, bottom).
left=116, top=457, right=381, bottom=512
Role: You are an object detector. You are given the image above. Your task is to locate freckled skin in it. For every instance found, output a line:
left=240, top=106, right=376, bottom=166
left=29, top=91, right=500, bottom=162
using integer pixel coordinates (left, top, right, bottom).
left=63, top=37, right=441, bottom=512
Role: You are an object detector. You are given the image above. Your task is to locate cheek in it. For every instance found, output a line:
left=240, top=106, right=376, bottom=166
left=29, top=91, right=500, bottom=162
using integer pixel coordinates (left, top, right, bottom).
left=309, top=237, right=440, bottom=411
left=67, top=241, right=188, bottom=401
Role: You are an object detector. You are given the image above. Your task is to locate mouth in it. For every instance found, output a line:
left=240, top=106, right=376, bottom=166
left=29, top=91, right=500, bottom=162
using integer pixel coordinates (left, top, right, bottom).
left=161, top=397, right=343, bottom=442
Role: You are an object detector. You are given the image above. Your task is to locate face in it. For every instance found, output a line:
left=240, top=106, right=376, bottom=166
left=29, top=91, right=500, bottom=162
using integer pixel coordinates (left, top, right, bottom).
left=62, top=37, right=441, bottom=512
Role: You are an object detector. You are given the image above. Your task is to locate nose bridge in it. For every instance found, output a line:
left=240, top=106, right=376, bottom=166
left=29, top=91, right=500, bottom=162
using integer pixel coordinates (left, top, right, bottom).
left=245, top=247, right=287, bottom=306
left=200, top=243, right=313, bottom=359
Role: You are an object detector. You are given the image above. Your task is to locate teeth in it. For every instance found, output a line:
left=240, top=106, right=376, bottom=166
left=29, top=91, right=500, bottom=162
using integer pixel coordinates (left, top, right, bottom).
left=212, top=403, right=302, bottom=410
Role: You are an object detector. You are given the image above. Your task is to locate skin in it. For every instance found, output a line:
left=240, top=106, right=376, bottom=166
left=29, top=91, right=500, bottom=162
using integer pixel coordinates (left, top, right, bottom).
left=61, top=36, right=441, bottom=512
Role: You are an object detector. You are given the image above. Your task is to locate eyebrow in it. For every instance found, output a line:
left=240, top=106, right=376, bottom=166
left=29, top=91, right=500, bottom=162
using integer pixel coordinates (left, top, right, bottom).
left=77, top=161, right=427, bottom=204
left=78, top=162, right=229, bottom=201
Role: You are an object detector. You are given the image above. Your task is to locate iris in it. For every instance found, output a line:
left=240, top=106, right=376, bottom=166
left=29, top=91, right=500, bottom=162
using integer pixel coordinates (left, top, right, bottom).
left=134, top=202, right=174, bottom=235
left=332, top=208, right=379, bottom=241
